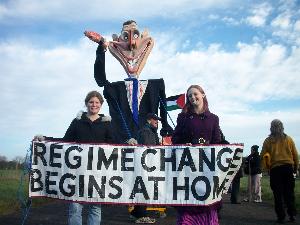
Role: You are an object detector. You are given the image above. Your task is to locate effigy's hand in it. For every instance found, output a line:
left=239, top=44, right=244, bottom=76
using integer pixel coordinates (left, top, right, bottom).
left=127, top=138, right=138, bottom=145
left=84, top=30, right=109, bottom=49
left=33, top=134, right=45, bottom=141
left=84, top=30, right=101, bottom=43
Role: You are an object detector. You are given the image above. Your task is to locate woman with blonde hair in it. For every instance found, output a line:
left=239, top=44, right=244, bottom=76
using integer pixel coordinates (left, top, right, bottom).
left=261, top=119, right=298, bottom=223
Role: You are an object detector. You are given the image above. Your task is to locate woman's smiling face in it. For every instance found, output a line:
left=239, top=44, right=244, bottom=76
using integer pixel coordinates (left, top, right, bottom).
left=187, top=87, right=205, bottom=109
left=86, top=96, right=102, bottom=115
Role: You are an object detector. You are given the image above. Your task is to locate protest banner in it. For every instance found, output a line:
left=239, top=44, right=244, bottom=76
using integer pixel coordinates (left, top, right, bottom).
left=30, top=141, right=243, bottom=206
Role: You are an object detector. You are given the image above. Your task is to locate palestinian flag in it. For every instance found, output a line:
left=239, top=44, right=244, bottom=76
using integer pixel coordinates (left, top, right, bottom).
left=166, top=94, right=185, bottom=111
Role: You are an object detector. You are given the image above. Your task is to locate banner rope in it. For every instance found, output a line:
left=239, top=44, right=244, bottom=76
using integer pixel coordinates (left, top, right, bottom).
left=113, top=98, right=132, bottom=140
left=18, top=143, right=33, bottom=225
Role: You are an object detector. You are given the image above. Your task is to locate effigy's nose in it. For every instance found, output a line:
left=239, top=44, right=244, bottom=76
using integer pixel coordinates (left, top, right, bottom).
left=128, top=31, right=137, bottom=50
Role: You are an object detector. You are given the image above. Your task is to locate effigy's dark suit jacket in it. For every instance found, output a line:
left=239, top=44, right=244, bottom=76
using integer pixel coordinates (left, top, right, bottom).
left=94, top=45, right=173, bottom=143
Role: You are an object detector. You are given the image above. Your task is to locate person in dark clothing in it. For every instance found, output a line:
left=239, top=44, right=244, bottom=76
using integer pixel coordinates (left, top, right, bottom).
left=64, top=91, right=113, bottom=225
left=130, top=113, right=160, bottom=224
left=136, top=113, right=160, bottom=145
left=230, top=166, right=243, bottom=204
left=243, top=145, right=262, bottom=203
left=34, top=91, right=113, bottom=225
left=220, top=130, right=243, bottom=204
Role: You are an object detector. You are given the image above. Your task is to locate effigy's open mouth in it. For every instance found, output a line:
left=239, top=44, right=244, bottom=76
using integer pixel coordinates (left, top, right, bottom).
left=109, top=38, right=154, bottom=76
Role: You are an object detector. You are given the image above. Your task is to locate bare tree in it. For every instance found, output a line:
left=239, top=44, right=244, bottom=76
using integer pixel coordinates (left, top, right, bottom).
left=0, top=155, right=8, bottom=169
left=0, top=155, right=7, bottom=162
left=13, top=156, right=24, bottom=170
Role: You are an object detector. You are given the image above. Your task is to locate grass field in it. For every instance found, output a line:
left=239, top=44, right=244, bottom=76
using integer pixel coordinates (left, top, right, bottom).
left=239, top=175, right=300, bottom=210
left=0, top=170, right=51, bottom=216
left=0, top=170, right=24, bottom=215
left=0, top=170, right=299, bottom=216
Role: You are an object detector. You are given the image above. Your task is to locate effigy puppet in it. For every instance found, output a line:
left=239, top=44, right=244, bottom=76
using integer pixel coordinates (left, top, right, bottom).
left=85, top=20, right=173, bottom=143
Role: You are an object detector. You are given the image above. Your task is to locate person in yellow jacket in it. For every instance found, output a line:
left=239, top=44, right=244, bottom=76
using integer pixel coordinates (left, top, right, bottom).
left=261, top=119, right=299, bottom=224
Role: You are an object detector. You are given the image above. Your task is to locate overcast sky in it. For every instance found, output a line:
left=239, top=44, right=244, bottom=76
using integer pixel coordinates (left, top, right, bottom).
left=1, top=0, right=299, bottom=160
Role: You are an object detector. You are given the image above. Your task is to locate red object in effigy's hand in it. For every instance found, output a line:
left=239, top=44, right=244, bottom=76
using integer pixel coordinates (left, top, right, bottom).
left=84, top=31, right=102, bottom=43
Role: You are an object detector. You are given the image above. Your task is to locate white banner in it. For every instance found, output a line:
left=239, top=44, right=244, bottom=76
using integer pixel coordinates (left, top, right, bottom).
left=30, top=141, right=243, bottom=206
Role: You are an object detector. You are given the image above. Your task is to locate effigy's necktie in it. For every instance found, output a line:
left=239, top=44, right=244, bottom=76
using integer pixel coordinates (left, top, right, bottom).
left=125, top=77, right=139, bottom=125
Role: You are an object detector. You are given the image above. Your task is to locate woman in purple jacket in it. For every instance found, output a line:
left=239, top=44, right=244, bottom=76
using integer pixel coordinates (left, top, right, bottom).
left=172, top=84, right=221, bottom=225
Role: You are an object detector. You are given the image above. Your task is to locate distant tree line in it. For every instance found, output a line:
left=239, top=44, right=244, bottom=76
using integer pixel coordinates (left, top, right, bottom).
left=0, top=155, right=25, bottom=170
